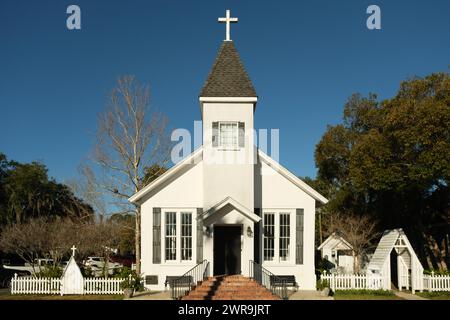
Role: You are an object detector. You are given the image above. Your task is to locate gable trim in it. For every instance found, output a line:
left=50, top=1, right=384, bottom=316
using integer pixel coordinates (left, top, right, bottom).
left=202, top=196, right=261, bottom=223
left=128, top=147, right=203, bottom=204
left=258, top=149, right=328, bottom=205
left=318, top=232, right=353, bottom=251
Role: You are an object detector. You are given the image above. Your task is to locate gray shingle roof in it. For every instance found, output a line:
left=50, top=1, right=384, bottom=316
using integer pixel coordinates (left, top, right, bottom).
left=200, top=41, right=257, bottom=97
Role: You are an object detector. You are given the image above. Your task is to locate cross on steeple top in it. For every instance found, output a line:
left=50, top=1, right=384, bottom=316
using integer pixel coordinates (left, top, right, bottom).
left=218, top=10, right=238, bottom=41
left=71, top=245, right=77, bottom=257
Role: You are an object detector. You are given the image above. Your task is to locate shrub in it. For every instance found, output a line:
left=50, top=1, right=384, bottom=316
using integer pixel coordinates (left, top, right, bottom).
left=417, top=291, right=450, bottom=298
left=81, top=266, right=94, bottom=277
left=316, top=279, right=329, bottom=291
left=114, top=266, right=132, bottom=279
left=36, top=265, right=63, bottom=278
left=424, top=269, right=450, bottom=276
left=335, top=289, right=394, bottom=296
left=120, top=271, right=144, bottom=292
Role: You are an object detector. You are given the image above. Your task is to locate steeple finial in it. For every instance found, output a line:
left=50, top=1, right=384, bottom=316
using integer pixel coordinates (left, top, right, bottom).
left=218, top=10, right=238, bottom=41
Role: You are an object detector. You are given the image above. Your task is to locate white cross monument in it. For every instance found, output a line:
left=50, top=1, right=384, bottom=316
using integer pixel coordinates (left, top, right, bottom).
left=218, top=9, right=238, bottom=41
left=71, top=245, right=77, bottom=257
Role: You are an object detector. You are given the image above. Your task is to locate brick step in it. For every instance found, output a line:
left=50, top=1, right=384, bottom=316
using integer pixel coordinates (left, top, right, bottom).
left=183, top=295, right=280, bottom=301
left=181, top=275, right=281, bottom=301
left=186, top=290, right=276, bottom=297
left=207, top=276, right=254, bottom=282
left=198, top=282, right=260, bottom=288
left=201, top=279, right=252, bottom=284
left=195, top=286, right=271, bottom=292
left=186, top=291, right=275, bottom=298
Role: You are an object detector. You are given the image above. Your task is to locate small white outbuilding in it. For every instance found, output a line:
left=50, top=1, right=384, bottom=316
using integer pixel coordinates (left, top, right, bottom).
left=318, top=232, right=355, bottom=273
left=368, top=228, right=424, bottom=293
left=61, top=246, right=84, bottom=295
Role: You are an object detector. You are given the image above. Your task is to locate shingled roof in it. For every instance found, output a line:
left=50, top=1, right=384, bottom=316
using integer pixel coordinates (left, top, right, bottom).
left=200, top=41, right=257, bottom=97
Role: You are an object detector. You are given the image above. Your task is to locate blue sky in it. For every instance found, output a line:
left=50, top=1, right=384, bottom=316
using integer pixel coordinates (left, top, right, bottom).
left=0, top=0, right=449, bottom=184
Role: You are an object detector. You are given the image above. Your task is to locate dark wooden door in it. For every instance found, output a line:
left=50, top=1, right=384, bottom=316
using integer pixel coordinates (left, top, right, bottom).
left=213, top=226, right=241, bottom=275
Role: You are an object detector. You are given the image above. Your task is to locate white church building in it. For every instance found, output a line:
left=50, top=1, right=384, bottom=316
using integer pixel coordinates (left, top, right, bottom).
left=129, top=10, right=328, bottom=291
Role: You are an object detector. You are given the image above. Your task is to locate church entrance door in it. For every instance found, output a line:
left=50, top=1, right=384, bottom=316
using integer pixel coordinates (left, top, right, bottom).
left=213, top=225, right=241, bottom=276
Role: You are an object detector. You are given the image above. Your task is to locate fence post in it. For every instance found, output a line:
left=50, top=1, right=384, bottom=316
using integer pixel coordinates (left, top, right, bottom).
left=431, top=271, right=435, bottom=292
left=12, top=273, right=17, bottom=294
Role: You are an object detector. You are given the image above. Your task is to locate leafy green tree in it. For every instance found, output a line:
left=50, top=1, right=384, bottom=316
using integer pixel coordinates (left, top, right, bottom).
left=0, top=154, right=94, bottom=224
left=314, top=73, right=450, bottom=270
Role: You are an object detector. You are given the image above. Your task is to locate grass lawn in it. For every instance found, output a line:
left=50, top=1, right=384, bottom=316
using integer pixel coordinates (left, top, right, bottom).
left=0, top=294, right=124, bottom=300
left=333, top=289, right=403, bottom=300
left=416, top=292, right=450, bottom=300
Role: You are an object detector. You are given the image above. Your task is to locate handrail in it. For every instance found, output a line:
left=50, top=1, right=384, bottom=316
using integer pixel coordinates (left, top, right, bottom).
left=249, top=260, right=288, bottom=300
left=171, top=260, right=209, bottom=300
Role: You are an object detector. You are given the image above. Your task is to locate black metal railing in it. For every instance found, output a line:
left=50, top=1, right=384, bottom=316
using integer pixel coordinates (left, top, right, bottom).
left=249, top=260, right=288, bottom=300
left=171, top=260, right=209, bottom=300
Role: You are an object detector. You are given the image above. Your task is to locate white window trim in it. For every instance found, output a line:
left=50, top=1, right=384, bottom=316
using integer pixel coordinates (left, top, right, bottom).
left=262, top=209, right=295, bottom=265
left=218, top=121, right=239, bottom=150
left=161, top=209, right=196, bottom=265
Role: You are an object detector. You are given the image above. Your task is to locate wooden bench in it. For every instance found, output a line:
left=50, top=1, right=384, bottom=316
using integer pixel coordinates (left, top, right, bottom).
left=164, top=275, right=193, bottom=289
left=270, top=275, right=299, bottom=291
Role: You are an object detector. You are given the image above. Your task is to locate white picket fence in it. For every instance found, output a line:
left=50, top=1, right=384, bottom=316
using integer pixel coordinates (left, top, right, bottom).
left=321, top=271, right=450, bottom=292
left=11, top=275, right=61, bottom=295
left=423, top=273, right=450, bottom=292
left=11, top=274, right=127, bottom=295
left=320, top=272, right=385, bottom=291
left=84, top=277, right=124, bottom=294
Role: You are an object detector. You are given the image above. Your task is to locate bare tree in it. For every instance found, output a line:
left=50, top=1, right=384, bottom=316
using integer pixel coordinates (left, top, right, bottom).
left=90, top=75, right=171, bottom=274
left=0, top=217, right=123, bottom=276
left=323, top=212, right=379, bottom=273
left=67, top=165, right=108, bottom=221
left=0, top=217, right=82, bottom=273
left=0, top=218, right=49, bottom=273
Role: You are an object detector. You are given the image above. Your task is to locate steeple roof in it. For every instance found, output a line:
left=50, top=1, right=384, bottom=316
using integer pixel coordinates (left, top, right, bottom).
left=200, top=41, right=257, bottom=97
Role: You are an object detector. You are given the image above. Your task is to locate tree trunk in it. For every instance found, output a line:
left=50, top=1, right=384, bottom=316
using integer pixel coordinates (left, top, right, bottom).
left=135, top=205, right=141, bottom=275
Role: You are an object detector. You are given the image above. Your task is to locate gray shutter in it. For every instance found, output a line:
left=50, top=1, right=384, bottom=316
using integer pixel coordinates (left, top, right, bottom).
left=196, top=208, right=203, bottom=263
left=254, top=208, right=261, bottom=264
left=152, top=208, right=161, bottom=264
left=212, top=122, right=219, bottom=147
left=296, top=209, right=304, bottom=265
left=238, top=122, right=245, bottom=148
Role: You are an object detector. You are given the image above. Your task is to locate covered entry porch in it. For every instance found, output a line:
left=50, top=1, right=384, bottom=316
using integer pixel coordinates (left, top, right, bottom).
left=201, top=196, right=261, bottom=277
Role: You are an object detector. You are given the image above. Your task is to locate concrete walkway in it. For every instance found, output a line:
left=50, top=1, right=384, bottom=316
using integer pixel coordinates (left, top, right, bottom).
left=393, top=290, right=428, bottom=300
left=125, top=290, right=172, bottom=300
left=289, top=290, right=334, bottom=300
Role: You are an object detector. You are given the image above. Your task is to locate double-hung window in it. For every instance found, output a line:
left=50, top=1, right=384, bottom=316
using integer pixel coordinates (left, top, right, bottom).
left=212, top=121, right=245, bottom=149
left=263, top=211, right=293, bottom=263
left=219, top=122, right=238, bottom=149
left=163, top=210, right=194, bottom=262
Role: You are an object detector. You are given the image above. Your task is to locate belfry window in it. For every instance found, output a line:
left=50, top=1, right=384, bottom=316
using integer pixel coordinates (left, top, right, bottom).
left=212, top=121, right=245, bottom=149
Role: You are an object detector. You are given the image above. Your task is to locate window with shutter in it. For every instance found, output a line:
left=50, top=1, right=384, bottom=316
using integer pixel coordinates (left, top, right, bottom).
left=238, top=122, right=245, bottom=147
left=152, top=208, right=161, bottom=264
left=296, top=209, right=304, bottom=265
left=196, top=208, right=203, bottom=263
left=212, top=122, right=219, bottom=147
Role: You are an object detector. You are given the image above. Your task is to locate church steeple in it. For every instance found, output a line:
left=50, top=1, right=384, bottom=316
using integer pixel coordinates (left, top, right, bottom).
left=200, top=10, right=257, bottom=98
left=200, top=42, right=257, bottom=97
